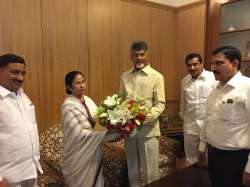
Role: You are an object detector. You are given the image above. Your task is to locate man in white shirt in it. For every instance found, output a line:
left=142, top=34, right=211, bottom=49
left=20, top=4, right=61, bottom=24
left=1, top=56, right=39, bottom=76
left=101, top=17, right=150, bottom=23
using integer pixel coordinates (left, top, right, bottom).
left=0, top=54, right=42, bottom=187
left=198, top=46, right=250, bottom=187
left=179, top=53, right=216, bottom=166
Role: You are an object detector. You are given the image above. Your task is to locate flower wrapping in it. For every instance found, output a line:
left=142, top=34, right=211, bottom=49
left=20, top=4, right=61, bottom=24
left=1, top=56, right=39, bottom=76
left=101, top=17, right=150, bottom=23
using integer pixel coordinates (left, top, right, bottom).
left=94, top=94, right=150, bottom=137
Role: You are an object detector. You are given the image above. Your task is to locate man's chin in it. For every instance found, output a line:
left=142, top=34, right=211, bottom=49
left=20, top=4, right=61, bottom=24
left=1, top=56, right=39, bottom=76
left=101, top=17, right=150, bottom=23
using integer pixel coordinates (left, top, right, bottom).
left=12, top=84, right=22, bottom=92
left=10, top=87, right=20, bottom=92
left=190, top=73, right=199, bottom=79
left=214, top=76, right=220, bottom=81
left=135, top=64, right=146, bottom=69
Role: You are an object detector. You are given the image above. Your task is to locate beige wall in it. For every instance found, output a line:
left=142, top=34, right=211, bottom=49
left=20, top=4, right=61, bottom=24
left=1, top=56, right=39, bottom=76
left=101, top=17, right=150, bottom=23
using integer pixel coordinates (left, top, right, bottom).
left=0, top=0, right=205, bottom=132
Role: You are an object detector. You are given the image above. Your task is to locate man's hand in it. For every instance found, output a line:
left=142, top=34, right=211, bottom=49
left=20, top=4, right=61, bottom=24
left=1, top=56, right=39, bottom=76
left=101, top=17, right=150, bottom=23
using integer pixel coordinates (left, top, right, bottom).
left=197, top=151, right=206, bottom=168
left=243, top=171, right=250, bottom=186
left=144, top=113, right=153, bottom=124
left=0, top=179, right=9, bottom=187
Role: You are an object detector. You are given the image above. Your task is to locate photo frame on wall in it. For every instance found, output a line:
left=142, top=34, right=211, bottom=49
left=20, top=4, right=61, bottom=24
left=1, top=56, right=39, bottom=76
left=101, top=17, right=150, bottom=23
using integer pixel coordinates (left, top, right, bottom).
left=245, top=41, right=250, bottom=60
left=241, top=62, right=250, bottom=78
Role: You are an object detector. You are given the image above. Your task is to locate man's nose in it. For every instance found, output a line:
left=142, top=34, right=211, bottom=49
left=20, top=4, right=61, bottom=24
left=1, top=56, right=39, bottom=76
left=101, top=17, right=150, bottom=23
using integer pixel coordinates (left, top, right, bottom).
left=189, top=65, right=195, bottom=70
left=211, top=64, right=215, bottom=71
left=80, top=82, right=85, bottom=88
left=138, top=55, right=143, bottom=60
left=16, top=74, right=25, bottom=81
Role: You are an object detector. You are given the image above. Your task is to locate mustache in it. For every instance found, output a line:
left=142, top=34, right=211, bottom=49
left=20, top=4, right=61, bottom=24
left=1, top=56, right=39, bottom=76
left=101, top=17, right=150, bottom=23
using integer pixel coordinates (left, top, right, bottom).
left=14, top=80, right=23, bottom=84
left=188, top=70, right=197, bottom=73
left=212, top=70, right=220, bottom=74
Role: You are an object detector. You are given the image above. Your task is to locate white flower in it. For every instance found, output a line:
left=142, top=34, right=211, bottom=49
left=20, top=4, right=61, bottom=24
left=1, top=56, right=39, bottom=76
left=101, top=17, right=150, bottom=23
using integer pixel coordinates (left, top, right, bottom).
left=135, top=119, right=141, bottom=126
left=103, top=94, right=120, bottom=108
left=107, top=106, right=132, bottom=125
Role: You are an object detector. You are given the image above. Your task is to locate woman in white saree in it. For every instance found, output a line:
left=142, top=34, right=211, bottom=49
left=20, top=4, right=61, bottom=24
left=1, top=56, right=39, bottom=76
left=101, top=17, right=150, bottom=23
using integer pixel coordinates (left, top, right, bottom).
left=61, top=71, right=115, bottom=187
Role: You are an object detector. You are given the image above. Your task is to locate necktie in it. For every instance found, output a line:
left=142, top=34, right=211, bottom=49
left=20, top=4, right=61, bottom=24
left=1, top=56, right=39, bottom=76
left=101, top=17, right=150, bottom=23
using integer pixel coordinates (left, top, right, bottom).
left=82, top=100, right=95, bottom=127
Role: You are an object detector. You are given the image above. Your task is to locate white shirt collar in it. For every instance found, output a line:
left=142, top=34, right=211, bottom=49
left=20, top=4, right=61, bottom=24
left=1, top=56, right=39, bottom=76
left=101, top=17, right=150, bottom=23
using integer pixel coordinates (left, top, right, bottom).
left=218, top=71, right=242, bottom=89
left=187, top=69, right=206, bottom=82
left=0, top=85, right=12, bottom=98
left=130, top=64, right=151, bottom=75
left=0, top=85, right=22, bottom=98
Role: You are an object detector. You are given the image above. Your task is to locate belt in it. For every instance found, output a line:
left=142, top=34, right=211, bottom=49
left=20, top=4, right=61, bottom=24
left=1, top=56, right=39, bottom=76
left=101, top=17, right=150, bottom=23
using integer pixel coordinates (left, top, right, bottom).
left=207, top=144, right=223, bottom=152
left=208, top=144, right=249, bottom=153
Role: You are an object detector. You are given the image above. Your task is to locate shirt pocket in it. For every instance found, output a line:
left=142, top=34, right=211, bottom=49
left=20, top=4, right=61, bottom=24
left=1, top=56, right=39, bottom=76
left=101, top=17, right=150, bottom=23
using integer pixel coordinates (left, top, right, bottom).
left=220, top=95, right=246, bottom=121
left=200, top=86, right=212, bottom=98
left=26, top=105, right=37, bottom=124
left=220, top=103, right=236, bottom=121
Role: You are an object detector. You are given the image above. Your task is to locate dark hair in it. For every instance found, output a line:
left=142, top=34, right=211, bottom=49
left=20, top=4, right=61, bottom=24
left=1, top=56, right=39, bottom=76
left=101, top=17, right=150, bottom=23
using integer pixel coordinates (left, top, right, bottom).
left=130, top=40, right=148, bottom=52
left=185, top=53, right=202, bottom=64
left=212, top=46, right=241, bottom=70
left=65, top=71, right=84, bottom=94
left=0, top=54, right=26, bottom=68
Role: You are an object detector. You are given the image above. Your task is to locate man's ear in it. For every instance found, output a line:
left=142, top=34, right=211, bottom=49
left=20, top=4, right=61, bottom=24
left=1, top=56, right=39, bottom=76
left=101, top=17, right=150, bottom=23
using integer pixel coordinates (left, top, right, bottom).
left=200, top=62, right=204, bottom=68
left=145, top=52, right=150, bottom=60
left=232, top=59, right=240, bottom=69
left=130, top=52, right=133, bottom=60
left=0, top=67, right=5, bottom=74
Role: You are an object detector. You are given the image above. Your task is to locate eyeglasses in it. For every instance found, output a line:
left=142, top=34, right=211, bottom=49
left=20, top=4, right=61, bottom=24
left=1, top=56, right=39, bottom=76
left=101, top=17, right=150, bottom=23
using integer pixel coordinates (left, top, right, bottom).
left=210, top=60, right=224, bottom=66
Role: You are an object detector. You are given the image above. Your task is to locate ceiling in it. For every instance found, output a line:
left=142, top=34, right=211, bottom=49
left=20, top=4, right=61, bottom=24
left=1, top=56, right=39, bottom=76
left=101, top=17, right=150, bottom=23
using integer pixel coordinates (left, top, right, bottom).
left=146, top=0, right=201, bottom=7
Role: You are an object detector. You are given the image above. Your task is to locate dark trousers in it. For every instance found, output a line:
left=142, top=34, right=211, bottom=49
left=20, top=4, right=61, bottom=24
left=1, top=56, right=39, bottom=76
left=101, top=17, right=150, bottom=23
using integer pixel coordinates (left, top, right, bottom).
left=207, top=144, right=249, bottom=187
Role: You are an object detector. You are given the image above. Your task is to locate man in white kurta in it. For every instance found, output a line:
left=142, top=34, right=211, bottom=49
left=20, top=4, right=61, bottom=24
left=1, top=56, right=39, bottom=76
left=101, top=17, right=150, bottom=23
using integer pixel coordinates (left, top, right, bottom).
left=0, top=54, right=42, bottom=187
left=120, top=41, right=165, bottom=186
left=179, top=53, right=216, bottom=165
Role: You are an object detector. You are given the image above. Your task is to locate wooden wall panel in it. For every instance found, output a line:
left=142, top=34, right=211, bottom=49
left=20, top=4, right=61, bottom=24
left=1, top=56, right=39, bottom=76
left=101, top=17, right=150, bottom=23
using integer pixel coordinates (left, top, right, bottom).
left=87, top=0, right=122, bottom=103
left=121, top=1, right=177, bottom=102
left=204, top=0, right=221, bottom=68
left=0, top=0, right=46, bottom=132
left=0, top=0, right=206, bottom=131
left=121, top=1, right=152, bottom=71
left=175, top=2, right=206, bottom=100
left=151, top=7, right=176, bottom=100
left=41, top=0, right=89, bottom=126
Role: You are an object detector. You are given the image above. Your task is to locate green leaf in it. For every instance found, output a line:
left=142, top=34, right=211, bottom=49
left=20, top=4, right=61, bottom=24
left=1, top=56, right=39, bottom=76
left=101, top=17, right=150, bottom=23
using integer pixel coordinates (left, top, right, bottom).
left=100, top=113, right=108, bottom=118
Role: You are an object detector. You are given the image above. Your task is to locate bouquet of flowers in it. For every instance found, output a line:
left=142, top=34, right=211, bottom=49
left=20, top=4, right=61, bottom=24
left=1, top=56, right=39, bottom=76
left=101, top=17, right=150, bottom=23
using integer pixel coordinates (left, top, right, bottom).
left=94, top=93, right=150, bottom=137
